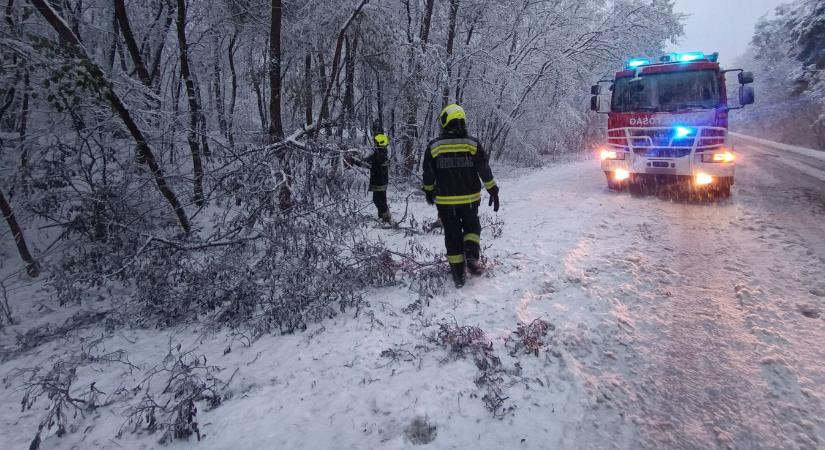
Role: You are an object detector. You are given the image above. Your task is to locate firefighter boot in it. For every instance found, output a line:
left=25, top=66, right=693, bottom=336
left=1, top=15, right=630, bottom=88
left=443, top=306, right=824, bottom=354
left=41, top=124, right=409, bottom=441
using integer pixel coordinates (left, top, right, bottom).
left=450, top=262, right=466, bottom=288
left=467, top=258, right=485, bottom=276
left=379, top=211, right=393, bottom=224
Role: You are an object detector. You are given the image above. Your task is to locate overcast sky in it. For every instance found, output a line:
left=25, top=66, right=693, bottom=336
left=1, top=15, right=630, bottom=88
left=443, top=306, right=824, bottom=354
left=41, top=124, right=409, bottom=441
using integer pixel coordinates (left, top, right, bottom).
left=666, top=0, right=788, bottom=64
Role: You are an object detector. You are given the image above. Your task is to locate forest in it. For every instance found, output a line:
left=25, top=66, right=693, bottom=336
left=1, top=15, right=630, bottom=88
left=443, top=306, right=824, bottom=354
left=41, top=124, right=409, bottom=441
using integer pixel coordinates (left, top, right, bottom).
left=0, top=0, right=681, bottom=329
left=3, top=0, right=823, bottom=448
left=733, top=0, right=825, bottom=149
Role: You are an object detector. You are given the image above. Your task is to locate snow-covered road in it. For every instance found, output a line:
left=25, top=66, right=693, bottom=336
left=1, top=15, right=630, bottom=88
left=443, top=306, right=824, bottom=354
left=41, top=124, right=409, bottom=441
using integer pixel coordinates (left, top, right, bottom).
left=2, top=137, right=823, bottom=450
left=554, top=135, right=825, bottom=448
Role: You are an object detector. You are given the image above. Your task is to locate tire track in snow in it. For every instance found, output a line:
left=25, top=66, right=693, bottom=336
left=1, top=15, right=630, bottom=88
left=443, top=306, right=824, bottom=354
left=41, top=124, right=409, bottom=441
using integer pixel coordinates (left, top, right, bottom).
left=565, top=185, right=825, bottom=448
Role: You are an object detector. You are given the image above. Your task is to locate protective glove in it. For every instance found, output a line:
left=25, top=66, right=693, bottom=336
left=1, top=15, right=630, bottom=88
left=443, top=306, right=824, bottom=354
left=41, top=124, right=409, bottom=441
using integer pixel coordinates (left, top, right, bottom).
left=425, top=190, right=436, bottom=205
left=487, top=185, right=500, bottom=212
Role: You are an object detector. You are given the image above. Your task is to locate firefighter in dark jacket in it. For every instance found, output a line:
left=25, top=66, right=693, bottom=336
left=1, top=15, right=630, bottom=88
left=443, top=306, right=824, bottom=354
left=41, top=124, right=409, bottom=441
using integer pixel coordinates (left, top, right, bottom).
left=356, top=132, right=392, bottom=223
left=422, top=104, right=500, bottom=288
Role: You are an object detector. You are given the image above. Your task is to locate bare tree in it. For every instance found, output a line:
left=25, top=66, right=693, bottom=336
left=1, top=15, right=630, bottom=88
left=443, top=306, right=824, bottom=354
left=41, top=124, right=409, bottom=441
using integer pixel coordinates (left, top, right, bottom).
left=114, top=0, right=151, bottom=87
left=29, top=0, right=191, bottom=234
left=175, top=0, right=205, bottom=207
left=269, top=0, right=284, bottom=141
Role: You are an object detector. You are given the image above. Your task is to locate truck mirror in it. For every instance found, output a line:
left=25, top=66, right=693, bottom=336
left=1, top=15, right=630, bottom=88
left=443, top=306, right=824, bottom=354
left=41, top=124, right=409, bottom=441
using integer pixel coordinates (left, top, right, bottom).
left=739, top=85, right=755, bottom=105
left=590, top=96, right=600, bottom=112
left=738, top=71, right=754, bottom=84
left=590, top=85, right=601, bottom=95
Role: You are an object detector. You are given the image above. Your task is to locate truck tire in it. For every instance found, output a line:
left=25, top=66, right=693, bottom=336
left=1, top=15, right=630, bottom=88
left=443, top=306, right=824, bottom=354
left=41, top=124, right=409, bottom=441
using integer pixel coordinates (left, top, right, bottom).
left=717, top=177, right=732, bottom=198
left=628, top=175, right=645, bottom=196
left=604, top=172, right=621, bottom=191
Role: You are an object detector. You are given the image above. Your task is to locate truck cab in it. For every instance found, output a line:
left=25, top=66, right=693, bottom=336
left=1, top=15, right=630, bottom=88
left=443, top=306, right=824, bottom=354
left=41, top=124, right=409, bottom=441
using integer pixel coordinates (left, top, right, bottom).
left=590, top=52, right=755, bottom=196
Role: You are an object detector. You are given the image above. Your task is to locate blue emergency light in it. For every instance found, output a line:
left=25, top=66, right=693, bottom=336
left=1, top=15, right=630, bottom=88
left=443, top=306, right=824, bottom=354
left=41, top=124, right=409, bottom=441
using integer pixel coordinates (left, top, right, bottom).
left=677, top=51, right=705, bottom=62
left=626, top=58, right=651, bottom=69
left=628, top=52, right=718, bottom=69
left=674, top=126, right=694, bottom=138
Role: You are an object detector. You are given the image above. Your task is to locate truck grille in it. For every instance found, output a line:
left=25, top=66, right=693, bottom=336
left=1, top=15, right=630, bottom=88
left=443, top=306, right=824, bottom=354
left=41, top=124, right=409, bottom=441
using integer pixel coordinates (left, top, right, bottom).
left=607, top=127, right=726, bottom=158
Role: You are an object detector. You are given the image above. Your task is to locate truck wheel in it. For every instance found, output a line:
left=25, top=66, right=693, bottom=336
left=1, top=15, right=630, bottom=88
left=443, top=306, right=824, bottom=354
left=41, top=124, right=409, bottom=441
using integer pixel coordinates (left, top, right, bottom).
left=605, top=172, right=621, bottom=191
left=628, top=175, right=645, bottom=196
left=717, top=177, right=732, bottom=198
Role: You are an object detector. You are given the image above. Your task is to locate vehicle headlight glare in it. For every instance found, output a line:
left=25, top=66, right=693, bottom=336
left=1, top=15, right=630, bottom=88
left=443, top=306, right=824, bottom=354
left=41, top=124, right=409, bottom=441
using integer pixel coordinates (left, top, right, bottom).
left=702, top=150, right=735, bottom=163
left=695, top=173, right=713, bottom=185
left=600, top=149, right=624, bottom=160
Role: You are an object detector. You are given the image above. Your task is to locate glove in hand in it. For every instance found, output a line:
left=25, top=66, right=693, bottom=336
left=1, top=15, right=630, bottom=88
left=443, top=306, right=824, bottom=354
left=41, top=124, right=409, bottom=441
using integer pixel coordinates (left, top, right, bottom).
left=487, top=185, right=500, bottom=212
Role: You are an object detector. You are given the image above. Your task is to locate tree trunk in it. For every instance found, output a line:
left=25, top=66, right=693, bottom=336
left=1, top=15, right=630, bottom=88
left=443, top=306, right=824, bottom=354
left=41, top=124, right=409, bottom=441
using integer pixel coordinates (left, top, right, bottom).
left=149, top=0, right=175, bottom=86
left=253, top=77, right=267, bottom=135
left=344, top=34, right=358, bottom=138
left=0, top=190, right=39, bottom=277
left=175, top=0, right=205, bottom=207
left=304, top=52, right=313, bottom=127
left=213, top=32, right=227, bottom=136
left=30, top=0, right=191, bottom=234
left=442, top=0, right=459, bottom=106
left=314, top=0, right=369, bottom=136
left=402, top=0, right=435, bottom=172
left=316, top=50, right=329, bottom=135
left=19, top=69, right=30, bottom=170
left=114, top=0, right=151, bottom=86
left=268, top=0, right=284, bottom=141
left=227, top=31, right=238, bottom=148
left=375, top=69, right=383, bottom=130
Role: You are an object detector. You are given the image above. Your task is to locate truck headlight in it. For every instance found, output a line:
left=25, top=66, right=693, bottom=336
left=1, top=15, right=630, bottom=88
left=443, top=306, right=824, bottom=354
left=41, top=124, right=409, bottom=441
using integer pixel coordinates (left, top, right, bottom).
left=600, top=149, right=625, bottom=160
left=695, top=173, right=714, bottom=185
left=701, top=150, right=735, bottom=163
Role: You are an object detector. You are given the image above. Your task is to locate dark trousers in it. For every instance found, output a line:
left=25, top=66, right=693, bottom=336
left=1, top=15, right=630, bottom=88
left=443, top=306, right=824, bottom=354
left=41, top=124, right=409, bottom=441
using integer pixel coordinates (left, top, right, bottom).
left=372, top=191, right=389, bottom=216
left=437, top=201, right=481, bottom=263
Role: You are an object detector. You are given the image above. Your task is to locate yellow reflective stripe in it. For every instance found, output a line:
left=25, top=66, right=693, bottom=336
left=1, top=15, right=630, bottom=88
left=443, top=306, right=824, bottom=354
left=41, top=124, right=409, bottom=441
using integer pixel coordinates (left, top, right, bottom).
left=422, top=184, right=435, bottom=192
left=431, top=143, right=477, bottom=157
left=463, top=233, right=480, bottom=244
left=435, top=192, right=481, bottom=205
left=447, top=254, right=465, bottom=264
left=369, top=185, right=387, bottom=191
left=484, top=179, right=496, bottom=190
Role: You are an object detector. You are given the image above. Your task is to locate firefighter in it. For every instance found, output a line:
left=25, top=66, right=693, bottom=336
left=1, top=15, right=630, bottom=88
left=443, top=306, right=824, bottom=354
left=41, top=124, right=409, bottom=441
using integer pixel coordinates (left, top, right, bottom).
left=422, top=104, right=500, bottom=288
left=351, top=132, right=392, bottom=223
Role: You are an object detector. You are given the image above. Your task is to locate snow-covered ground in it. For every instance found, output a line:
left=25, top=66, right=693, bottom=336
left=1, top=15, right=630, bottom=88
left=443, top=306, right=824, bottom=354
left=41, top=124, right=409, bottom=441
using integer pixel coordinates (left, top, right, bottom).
left=2, top=140, right=824, bottom=449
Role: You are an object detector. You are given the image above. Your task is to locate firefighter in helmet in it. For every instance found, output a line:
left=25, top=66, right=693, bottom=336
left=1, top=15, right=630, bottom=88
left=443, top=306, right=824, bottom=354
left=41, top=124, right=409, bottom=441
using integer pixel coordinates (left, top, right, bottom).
left=354, top=132, right=392, bottom=223
left=422, top=104, right=500, bottom=288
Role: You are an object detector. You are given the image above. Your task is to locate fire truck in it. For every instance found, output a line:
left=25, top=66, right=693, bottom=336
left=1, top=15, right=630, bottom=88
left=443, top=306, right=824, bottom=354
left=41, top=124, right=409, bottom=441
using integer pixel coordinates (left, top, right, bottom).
left=590, top=51, right=755, bottom=196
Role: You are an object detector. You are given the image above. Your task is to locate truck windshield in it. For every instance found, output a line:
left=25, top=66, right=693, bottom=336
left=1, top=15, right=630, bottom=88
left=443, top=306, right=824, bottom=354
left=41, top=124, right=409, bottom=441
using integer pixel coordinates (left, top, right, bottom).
left=611, top=70, right=721, bottom=113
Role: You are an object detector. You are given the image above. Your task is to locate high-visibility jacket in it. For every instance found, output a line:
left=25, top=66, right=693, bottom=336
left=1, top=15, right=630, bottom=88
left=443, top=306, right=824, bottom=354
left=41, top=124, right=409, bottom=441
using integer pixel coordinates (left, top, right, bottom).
left=421, top=133, right=496, bottom=205
left=367, top=146, right=389, bottom=192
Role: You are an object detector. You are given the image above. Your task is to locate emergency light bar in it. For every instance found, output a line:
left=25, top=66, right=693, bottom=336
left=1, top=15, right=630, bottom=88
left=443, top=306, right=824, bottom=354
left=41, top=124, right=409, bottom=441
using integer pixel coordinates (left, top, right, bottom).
left=626, top=58, right=651, bottom=69
left=625, top=52, right=719, bottom=69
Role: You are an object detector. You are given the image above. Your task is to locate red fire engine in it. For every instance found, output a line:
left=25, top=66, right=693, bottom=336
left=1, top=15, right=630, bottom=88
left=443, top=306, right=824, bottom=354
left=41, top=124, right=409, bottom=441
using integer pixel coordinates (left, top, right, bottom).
left=591, top=51, right=755, bottom=196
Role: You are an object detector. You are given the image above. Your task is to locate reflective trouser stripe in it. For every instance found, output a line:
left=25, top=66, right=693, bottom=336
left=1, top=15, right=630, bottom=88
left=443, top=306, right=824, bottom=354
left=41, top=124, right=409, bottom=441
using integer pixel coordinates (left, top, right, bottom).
left=447, top=254, right=465, bottom=264
left=369, top=185, right=387, bottom=192
left=463, top=233, right=480, bottom=244
left=484, top=179, right=496, bottom=189
left=422, top=184, right=435, bottom=192
left=435, top=192, right=481, bottom=205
